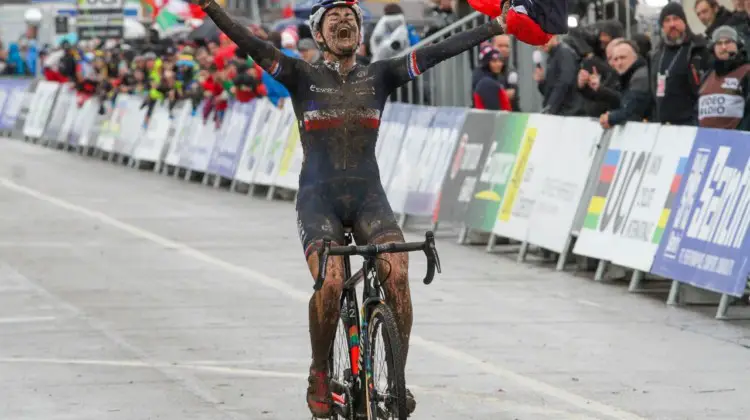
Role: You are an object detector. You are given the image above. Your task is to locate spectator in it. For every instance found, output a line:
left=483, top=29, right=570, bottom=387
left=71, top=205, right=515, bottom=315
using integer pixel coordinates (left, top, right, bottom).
left=599, top=40, right=652, bottom=128
left=596, top=20, right=625, bottom=58
left=298, top=39, right=321, bottom=64
left=281, top=31, right=300, bottom=58
left=422, top=0, right=458, bottom=39
left=472, top=45, right=512, bottom=110
left=734, top=0, right=745, bottom=13
left=578, top=53, right=620, bottom=118
left=694, top=0, right=744, bottom=38
left=231, top=61, right=267, bottom=103
left=631, top=33, right=653, bottom=62
left=370, top=4, right=412, bottom=62
left=0, top=40, right=7, bottom=74
left=6, top=43, right=29, bottom=75
left=651, top=2, right=710, bottom=125
left=491, top=34, right=519, bottom=109
left=534, top=35, right=584, bottom=116
left=698, top=25, right=750, bottom=129
left=262, top=31, right=292, bottom=108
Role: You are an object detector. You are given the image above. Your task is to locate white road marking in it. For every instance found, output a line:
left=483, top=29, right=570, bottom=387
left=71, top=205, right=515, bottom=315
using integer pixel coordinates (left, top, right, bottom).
left=0, top=357, right=596, bottom=418
left=577, top=299, right=604, bottom=308
left=0, top=177, right=647, bottom=420
left=0, top=316, right=56, bottom=324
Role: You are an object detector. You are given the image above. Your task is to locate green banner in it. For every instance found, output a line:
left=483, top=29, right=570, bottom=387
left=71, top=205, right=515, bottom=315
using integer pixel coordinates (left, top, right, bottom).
left=464, top=112, right=529, bottom=233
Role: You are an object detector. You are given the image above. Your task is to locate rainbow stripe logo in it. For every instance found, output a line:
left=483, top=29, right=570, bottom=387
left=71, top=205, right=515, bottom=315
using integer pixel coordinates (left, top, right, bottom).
left=583, top=149, right=620, bottom=229
left=652, top=157, right=688, bottom=244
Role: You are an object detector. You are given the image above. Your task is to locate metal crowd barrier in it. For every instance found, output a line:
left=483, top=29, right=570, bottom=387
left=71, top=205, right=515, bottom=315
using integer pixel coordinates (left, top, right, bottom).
left=2, top=78, right=749, bottom=321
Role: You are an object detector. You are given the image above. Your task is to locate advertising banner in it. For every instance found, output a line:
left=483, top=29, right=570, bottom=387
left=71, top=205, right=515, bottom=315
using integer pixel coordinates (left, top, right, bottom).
left=573, top=122, right=661, bottom=263
left=403, top=107, right=466, bottom=216
left=525, top=117, right=605, bottom=252
left=274, top=119, right=304, bottom=191
left=234, top=99, right=275, bottom=185
left=206, top=100, right=257, bottom=178
left=377, top=103, right=413, bottom=190
left=133, top=104, right=170, bottom=162
left=0, top=78, right=33, bottom=132
left=491, top=113, right=561, bottom=241
left=387, top=106, right=437, bottom=214
left=43, top=85, right=74, bottom=143
left=23, top=80, right=59, bottom=139
left=463, top=112, right=528, bottom=233
left=188, top=113, right=220, bottom=172
left=255, top=102, right=293, bottom=186
left=651, top=128, right=750, bottom=297
left=433, top=110, right=498, bottom=226
left=599, top=125, right=698, bottom=271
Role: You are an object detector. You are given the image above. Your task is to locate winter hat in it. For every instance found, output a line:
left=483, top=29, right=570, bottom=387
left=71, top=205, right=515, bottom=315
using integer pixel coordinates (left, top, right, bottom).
left=712, top=25, right=741, bottom=44
left=659, top=2, right=687, bottom=26
left=281, top=31, right=298, bottom=48
left=298, top=38, right=318, bottom=51
left=479, top=45, right=501, bottom=66
left=383, top=3, right=403, bottom=15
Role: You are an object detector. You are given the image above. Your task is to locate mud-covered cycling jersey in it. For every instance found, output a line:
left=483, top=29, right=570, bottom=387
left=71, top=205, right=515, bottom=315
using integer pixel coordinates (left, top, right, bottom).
left=203, top=2, right=501, bottom=254
left=204, top=2, right=502, bottom=188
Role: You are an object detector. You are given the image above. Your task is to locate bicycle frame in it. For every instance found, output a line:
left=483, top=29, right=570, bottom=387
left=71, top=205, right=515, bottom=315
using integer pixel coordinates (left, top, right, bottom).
left=318, top=230, right=441, bottom=419
left=332, top=231, right=384, bottom=419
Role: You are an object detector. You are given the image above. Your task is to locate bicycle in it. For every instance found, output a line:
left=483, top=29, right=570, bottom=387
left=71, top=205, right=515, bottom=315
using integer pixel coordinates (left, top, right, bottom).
left=312, top=229, right=442, bottom=420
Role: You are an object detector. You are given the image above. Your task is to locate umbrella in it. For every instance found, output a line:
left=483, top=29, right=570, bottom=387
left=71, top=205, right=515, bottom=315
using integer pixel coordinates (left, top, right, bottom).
left=270, top=17, right=309, bottom=32
left=188, top=15, right=254, bottom=42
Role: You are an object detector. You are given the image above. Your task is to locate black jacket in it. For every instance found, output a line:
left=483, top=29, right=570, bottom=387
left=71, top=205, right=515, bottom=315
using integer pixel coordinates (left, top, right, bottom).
left=609, top=58, right=652, bottom=125
left=649, top=33, right=710, bottom=125
left=579, top=55, right=621, bottom=117
left=705, top=6, right=745, bottom=38
left=538, top=43, right=584, bottom=116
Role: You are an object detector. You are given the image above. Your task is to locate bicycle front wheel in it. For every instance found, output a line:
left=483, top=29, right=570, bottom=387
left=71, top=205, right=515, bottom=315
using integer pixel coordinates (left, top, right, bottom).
left=366, top=303, right=408, bottom=420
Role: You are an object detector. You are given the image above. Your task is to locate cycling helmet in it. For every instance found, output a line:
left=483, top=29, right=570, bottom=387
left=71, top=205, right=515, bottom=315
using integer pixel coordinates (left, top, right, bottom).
left=308, top=0, right=364, bottom=50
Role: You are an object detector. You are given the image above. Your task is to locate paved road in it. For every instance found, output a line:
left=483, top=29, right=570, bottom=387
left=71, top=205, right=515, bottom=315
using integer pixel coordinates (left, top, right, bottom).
left=0, top=138, right=748, bottom=420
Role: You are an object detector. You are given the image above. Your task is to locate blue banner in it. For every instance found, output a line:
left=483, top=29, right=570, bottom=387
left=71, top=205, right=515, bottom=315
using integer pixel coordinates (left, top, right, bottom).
left=651, top=128, right=750, bottom=297
left=207, top=100, right=258, bottom=179
left=0, top=78, right=33, bottom=132
left=403, top=107, right=467, bottom=216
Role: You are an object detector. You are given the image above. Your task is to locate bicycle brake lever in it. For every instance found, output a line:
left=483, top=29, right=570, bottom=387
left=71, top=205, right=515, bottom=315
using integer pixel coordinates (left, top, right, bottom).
left=314, top=239, right=331, bottom=291
left=423, top=231, right=441, bottom=285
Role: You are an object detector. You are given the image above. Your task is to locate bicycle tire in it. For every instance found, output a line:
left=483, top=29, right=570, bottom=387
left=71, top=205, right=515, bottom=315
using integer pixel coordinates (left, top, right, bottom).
left=366, top=303, right=408, bottom=420
left=328, top=313, right=355, bottom=419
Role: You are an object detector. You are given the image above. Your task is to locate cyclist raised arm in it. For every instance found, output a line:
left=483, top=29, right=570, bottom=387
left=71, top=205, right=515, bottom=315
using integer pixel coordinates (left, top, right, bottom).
left=196, top=0, right=307, bottom=91
left=194, top=0, right=506, bottom=417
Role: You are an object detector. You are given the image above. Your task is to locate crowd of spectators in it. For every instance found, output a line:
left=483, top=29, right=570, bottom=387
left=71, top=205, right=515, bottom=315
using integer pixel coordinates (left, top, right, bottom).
left=517, top=0, right=750, bottom=131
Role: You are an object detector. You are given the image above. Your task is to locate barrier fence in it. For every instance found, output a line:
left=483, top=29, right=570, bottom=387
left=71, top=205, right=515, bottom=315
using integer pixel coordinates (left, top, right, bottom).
left=2, top=77, right=749, bottom=320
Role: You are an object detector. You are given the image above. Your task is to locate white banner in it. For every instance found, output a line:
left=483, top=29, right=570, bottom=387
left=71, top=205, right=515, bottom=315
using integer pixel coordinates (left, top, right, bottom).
left=274, top=119, right=303, bottom=191
left=23, top=81, right=59, bottom=139
left=253, top=102, right=289, bottom=186
left=188, top=112, right=219, bottom=172
left=525, top=117, right=604, bottom=252
left=572, top=122, right=662, bottom=265
left=608, top=124, right=697, bottom=271
left=376, top=103, right=412, bottom=189
left=115, top=95, right=146, bottom=156
left=235, top=99, right=276, bottom=185
left=491, top=114, right=562, bottom=241
left=76, top=99, right=102, bottom=148
left=133, top=103, right=170, bottom=162
left=386, top=106, right=436, bottom=214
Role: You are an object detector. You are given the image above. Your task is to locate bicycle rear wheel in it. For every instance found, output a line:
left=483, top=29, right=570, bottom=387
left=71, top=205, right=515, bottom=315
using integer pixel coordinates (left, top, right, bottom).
left=366, top=304, right=408, bottom=419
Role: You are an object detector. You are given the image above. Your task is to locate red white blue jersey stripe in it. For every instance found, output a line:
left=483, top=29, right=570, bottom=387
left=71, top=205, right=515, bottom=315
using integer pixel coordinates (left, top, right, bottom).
left=406, top=51, right=422, bottom=80
left=303, top=108, right=381, bottom=131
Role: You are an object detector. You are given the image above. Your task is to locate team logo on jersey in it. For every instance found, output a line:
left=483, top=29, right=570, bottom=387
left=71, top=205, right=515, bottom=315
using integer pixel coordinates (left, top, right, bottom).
left=721, top=77, right=740, bottom=90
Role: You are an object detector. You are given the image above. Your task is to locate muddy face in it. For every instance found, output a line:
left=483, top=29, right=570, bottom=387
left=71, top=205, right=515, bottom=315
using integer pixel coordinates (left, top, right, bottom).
left=319, top=6, right=359, bottom=56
